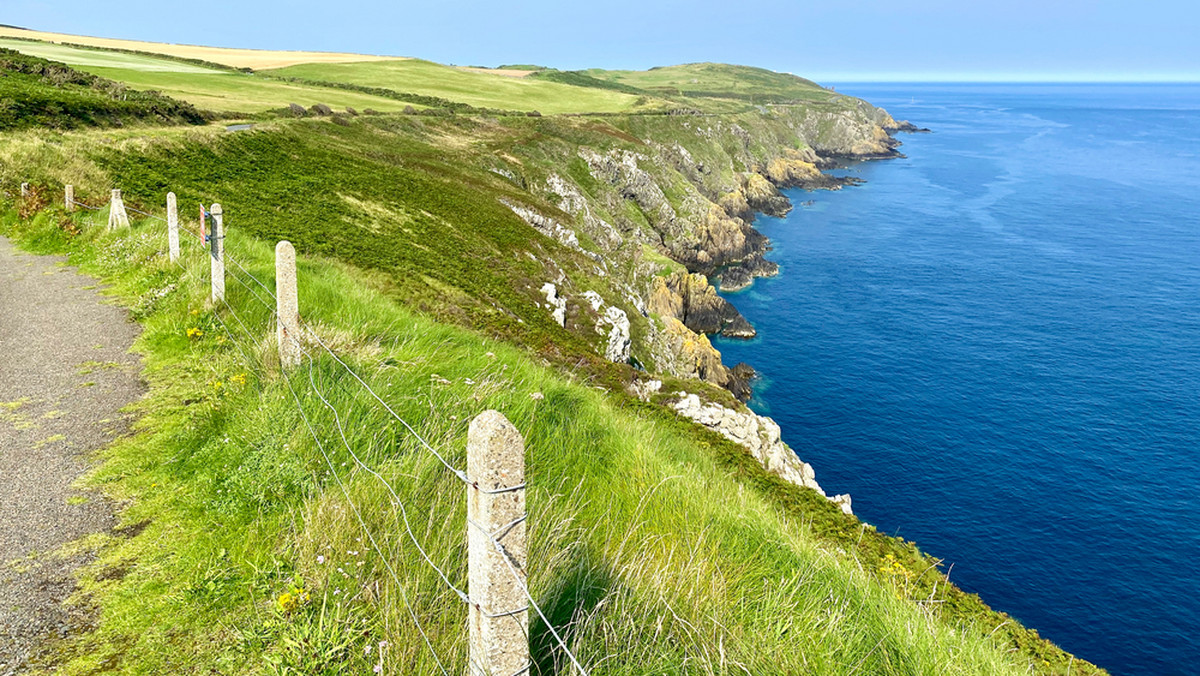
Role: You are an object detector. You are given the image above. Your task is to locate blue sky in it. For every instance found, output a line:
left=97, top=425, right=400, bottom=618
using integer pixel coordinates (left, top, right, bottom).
left=3, top=0, right=1197, bottom=81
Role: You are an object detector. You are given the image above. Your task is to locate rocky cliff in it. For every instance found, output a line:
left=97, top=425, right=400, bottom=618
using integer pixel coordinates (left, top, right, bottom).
left=511, top=97, right=912, bottom=502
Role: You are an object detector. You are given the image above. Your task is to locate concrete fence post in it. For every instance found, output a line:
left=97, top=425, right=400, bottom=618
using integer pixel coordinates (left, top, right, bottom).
left=209, top=203, right=225, bottom=303
left=467, top=411, right=529, bottom=675
left=65, top=185, right=74, bottom=212
left=20, top=182, right=28, bottom=198
left=108, top=189, right=129, bottom=230
left=275, top=241, right=300, bottom=369
left=166, top=192, right=179, bottom=262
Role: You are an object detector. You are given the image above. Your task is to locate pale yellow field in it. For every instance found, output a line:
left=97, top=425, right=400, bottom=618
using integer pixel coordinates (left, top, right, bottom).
left=0, top=26, right=406, bottom=70
left=455, top=66, right=535, bottom=78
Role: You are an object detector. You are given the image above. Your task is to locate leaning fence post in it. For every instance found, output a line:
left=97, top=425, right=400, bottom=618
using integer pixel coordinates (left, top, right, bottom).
left=108, top=189, right=129, bottom=230
left=20, top=182, right=28, bottom=198
left=467, top=411, right=529, bottom=676
left=275, top=241, right=300, bottom=368
left=65, top=185, right=74, bottom=212
left=166, top=192, right=179, bottom=262
left=209, top=203, right=225, bottom=303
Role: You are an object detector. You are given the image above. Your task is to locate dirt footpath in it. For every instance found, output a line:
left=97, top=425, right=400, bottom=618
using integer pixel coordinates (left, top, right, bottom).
left=0, top=236, right=144, bottom=673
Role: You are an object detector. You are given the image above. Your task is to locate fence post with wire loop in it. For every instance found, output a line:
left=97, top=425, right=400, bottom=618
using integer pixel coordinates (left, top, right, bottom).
left=208, top=203, right=225, bottom=303
left=65, top=185, right=74, bottom=213
left=108, top=189, right=129, bottom=230
left=275, top=240, right=301, bottom=369
left=467, top=410, right=529, bottom=676
left=167, top=192, right=179, bottom=262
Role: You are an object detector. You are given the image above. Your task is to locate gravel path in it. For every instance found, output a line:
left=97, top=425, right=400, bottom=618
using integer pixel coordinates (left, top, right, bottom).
left=0, top=236, right=144, bottom=673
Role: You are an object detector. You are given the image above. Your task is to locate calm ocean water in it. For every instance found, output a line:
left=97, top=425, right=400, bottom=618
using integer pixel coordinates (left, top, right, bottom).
left=714, top=83, right=1200, bottom=674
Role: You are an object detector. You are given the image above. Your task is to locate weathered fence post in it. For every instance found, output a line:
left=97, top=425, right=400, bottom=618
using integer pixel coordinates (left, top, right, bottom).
left=65, top=185, right=74, bottom=212
left=166, top=192, right=179, bottom=262
left=467, top=411, right=529, bottom=675
left=20, top=182, right=28, bottom=198
left=108, top=189, right=129, bottom=229
left=209, top=203, right=224, bottom=303
left=275, top=241, right=300, bottom=368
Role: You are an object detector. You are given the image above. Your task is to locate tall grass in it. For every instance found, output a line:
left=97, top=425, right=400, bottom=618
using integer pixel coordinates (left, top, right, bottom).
left=0, top=198, right=1066, bottom=675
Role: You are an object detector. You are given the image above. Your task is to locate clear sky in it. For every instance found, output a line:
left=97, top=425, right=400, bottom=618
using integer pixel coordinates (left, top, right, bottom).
left=3, top=0, right=1197, bottom=82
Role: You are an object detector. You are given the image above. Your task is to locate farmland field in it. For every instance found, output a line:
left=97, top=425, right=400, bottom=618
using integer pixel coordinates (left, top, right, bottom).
left=0, top=26, right=404, bottom=69
left=266, top=59, right=657, bottom=113
left=0, top=38, right=413, bottom=113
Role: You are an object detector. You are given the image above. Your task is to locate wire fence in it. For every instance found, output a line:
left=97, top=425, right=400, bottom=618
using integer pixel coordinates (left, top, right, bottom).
left=3, top=181, right=589, bottom=676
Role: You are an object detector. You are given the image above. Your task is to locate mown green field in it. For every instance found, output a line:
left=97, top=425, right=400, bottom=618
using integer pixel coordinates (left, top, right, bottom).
left=0, top=37, right=222, bottom=72
left=580, top=62, right=835, bottom=104
left=264, top=59, right=657, bottom=113
left=0, top=38, right=412, bottom=114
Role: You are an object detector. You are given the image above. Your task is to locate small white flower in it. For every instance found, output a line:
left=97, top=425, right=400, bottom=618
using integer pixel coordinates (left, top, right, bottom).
left=316, top=555, right=325, bottom=564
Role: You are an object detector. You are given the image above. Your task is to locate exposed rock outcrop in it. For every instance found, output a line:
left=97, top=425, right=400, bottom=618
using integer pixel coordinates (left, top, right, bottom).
left=672, top=393, right=852, bottom=514
left=582, top=291, right=631, bottom=363
left=718, top=252, right=779, bottom=293
left=741, top=173, right=791, bottom=218
left=540, top=282, right=566, bottom=327
left=649, top=317, right=730, bottom=388
left=502, top=198, right=579, bottom=248
left=649, top=272, right=754, bottom=338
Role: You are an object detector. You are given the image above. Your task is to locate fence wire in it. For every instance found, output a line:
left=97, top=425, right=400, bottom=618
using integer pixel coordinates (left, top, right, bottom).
left=8, top=181, right=592, bottom=675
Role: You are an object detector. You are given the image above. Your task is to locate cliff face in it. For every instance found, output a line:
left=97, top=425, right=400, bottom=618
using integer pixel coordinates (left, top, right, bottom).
left=518, top=102, right=905, bottom=396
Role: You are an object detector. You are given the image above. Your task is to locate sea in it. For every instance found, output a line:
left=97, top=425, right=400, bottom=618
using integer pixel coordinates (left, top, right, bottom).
left=713, top=83, right=1200, bottom=675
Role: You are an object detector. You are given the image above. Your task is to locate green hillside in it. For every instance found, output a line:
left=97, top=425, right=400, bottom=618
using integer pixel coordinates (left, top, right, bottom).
left=0, top=36, right=1103, bottom=676
left=0, top=38, right=416, bottom=114
left=578, top=62, right=834, bottom=104
left=0, top=47, right=205, bottom=130
left=263, top=59, right=659, bottom=114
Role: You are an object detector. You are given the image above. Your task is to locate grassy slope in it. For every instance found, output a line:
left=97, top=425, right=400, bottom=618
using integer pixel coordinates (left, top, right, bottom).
left=580, top=63, right=833, bottom=104
left=0, top=38, right=414, bottom=114
left=2, top=200, right=1050, bottom=676
left=262, top=60, right=653, bottom=114
left=0, top=49, right=1104, bottom=675
left=0, top=48, right=206, bottom=130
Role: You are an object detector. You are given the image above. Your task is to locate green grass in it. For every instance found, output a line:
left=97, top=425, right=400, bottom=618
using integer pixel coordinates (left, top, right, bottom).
left=0, top=38, right=225, bottom=73
left=80, top=66, right=419, bottom=114
left=580, top=63, right=835, bottom=105
left=0, top=200, right=1088, bottom=675
left=0, top=39, right=417, bottom=114
left=0, top=48, right=206, bottom=130
left=263, top=59, right=657, bottom=114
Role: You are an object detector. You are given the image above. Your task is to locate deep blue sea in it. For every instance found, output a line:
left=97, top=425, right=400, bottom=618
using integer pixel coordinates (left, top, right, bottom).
left=714, top=83, right=1200, bottom=675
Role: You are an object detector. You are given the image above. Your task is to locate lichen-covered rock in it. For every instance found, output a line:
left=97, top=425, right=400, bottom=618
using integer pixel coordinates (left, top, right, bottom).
left=649, top=272, right=754, bottom=338
left=718, top=252, right=779, bottom=293
left=649, top=317, right=729, bottom=387
left=742, top=173, right=791, bottom=217
left=672, top=393, right=851, bottom=513
left=764, top=148, right=822, bottom=187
